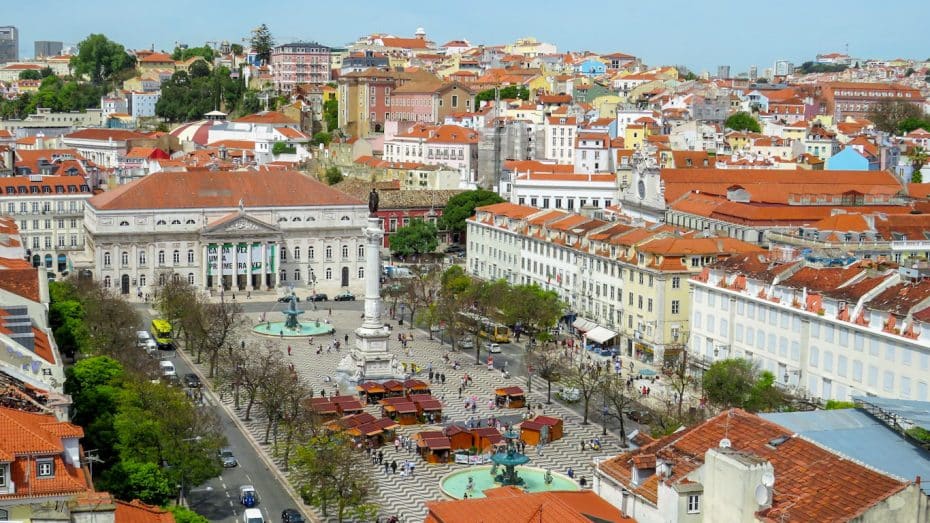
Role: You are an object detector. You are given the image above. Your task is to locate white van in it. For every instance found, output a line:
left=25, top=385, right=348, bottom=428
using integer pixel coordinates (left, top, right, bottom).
left=136, top=330, right=156, bottom=351
left=159, top=360, right=176, bottom=378
left=242, top=508, right=264, bottom=523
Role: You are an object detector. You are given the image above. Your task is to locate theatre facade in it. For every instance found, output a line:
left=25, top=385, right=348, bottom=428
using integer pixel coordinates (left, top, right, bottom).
left=82, top=169, right=369, bottom=296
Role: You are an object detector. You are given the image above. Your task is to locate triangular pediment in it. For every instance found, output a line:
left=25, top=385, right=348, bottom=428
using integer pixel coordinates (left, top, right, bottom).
left=202, top=212, right=280, bottom=235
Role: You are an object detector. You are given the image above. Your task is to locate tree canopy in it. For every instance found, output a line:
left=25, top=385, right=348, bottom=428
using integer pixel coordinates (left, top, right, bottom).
left=797, top=61, right=847, bottom=74
left=323, top=98, right=338, bottom=131
left=324, top=166, right=343, bottom=185
left=437, top=189, right=504, bottom=233
left=868, top=100, right=924, bottom=134
left=725, top=111, right=761, bottom=133
left=702, top=358, right=786, bottom=412
left=475, top=85, right=529, bottom=107
left=155, top=66, right=246, bottom=122
left=172, top=46, right=215, bottom=63
left=0, top=74, right=104, bottom=120
left=389, top=219, right=438, bottom=256
left=250, top=24, right=275, bottom=64
left=70, top=33, right=136, bottom=85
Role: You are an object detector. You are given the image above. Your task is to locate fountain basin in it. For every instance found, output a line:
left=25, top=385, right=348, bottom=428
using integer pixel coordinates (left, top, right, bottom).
left=439, top=466, right=579, bottom=499
left=252, top=321, right=334, bottom=337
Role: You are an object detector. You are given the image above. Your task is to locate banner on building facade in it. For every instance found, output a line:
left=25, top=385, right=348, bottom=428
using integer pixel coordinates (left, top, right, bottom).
left=207, top=244, right=218, bottom=276
left=250, top=243, right=262, bottom=274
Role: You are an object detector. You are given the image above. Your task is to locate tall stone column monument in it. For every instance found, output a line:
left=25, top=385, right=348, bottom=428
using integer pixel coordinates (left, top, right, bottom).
left=337, top=190, right=404, bottom=382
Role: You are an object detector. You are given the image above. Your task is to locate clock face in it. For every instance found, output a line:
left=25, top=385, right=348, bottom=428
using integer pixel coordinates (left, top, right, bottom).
left=637, top=179, right=646, bottom=199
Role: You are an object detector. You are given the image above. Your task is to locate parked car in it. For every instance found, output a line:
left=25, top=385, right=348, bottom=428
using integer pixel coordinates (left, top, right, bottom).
left=136, top=330, right=157, bottom=351
left=281, top=509, right=304, bottom=523
left=334, top=291, right=356, bottom=301
left=485, top=342, right=502, bottom=354
left=184, top=373, right=202, bottom=388
left=239, top=485, right=259, bottom=507
left=624, top=409, right=653, bottom=424
left=277, top=294, right=300, bottom=302
left=243, top=508, right=264, bottom=523
left=219, top=447, right=238, bottom=468
left=308, top=293, right=329, bottom=302
left=444, top=244, right=464, bottom=254
left=159, top=360, right=176, bottom=378
left=457, top=337, right=474, bottom=349
left=557, top=387, right=581, bottom=402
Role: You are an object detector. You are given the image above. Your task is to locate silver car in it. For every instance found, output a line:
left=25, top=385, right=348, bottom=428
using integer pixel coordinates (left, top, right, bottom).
left=219, top=448, right=238, bottom=468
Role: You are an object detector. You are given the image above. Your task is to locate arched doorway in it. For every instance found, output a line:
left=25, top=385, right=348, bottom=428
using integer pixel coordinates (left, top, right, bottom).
left=120, top=274, right=130, bottom=295
left=31, top=254, right=40, bottom=267
left=57, top=254, right=67, bottom=273
left=44, top=254, right=52, bottom=269
left=341, top=267, right=349, bottom=287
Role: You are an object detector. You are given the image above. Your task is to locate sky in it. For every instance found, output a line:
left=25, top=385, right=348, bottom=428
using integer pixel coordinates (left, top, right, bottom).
left=12, top=0, right=930, bottom=73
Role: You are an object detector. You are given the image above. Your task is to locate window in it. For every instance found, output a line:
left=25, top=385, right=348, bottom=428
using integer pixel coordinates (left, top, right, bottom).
left=172, top=250, right=180, bottom=264
left=158, top=250, right=165, bottom=265
left=139, top=274, right=146, bottom=287
left=188, top=250, right=194, bottom=264
left=342, top=245, right=349, bottom=258
left=103, top=275, right=111, bottom=288
left=37, top=459, right=54, bottom=477
left=121, top=251, right=129, bottom=266
left=325, top=246, right=333, bottom=260
left=671, top=300, right=680, bottom=315
left=187, top=273, right=194, bottom=285
left=358, top=267, right=364, bottom=279
left=325, top=268, right=332, bottom=280
left=138, top=251, right=147, bottom=266
left=294, top=269, right=301, bottom=280
left=672, top=276, right=681, bottom=289
left=687, top=494, right=700, bottom=514
left=358, top=244, right=365, bottom=258
left=294, top=246, right=301, bottom=260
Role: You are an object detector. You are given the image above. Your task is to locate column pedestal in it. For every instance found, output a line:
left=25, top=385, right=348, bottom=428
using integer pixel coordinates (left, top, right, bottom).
left=337, top=216, right=403, bottom=382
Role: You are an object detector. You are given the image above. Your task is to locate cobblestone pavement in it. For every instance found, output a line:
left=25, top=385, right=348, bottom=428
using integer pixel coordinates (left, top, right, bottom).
left=190, top=305, right=630, bottom=522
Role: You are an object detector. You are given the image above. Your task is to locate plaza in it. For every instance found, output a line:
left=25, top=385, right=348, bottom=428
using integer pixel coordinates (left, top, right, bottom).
left=191, top=298, right=632, bottom=522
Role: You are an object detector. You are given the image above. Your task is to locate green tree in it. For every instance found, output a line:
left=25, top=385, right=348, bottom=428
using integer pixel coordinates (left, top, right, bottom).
left=169, top=506, right=210, bottom=523
left=292, top=433, right=378, bottom=522
left=499, top=284, right=563, bottom=339
left=702, top=359, right=787, bottom=412
left=172, top=46, right=215, bottom=63
left=70, top=33, right=136, bottom=85
left=437, top=189, right=504, bottom=234
left=156, top=66, right=246, bottom=121
left=725, top=111, right=761, bottom=133
left=908, top=146, right=928, bottom=183
left=868, top=100, right=923, bottom=134
left=272, top=141, right=296, bottom=155
left=475, top=85, right=529, bottom=107
left=389, top=219, right=438, bottom=256
left=101, top=460, right=174, bottom=505
left=188, top=60, right=211, bottom=79
left=324, top=166, right=344, bottom=185
left=250, top=24, right=275, bottom=64
left=897, top=117, right=930, bottom=135
left=64, top=356, right=126, bottom=469
left=310, top=131, right=331, bottom=146
left=18, top=69, right=41, bottom=80
left=323, top=98, right=338, bottom=131
left=230, top=43, right=244, bottom=56
left=825, top=400, right=856, bottom=410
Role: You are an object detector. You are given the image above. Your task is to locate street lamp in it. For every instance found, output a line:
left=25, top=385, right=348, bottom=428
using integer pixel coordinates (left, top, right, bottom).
left=601, top=401, right=609, bottom=436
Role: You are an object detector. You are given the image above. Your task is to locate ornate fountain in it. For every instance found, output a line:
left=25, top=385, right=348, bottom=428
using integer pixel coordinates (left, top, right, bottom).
left=490, top=430, right=531, bottom=486
left=282, top=293, right=303, bottom=330
left=251, top=292, right=333, bottom=338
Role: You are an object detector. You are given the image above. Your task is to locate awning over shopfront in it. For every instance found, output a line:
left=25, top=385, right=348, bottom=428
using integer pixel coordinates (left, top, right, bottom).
left=586, top=326, right=618, bottom=345
left=572, top=318, right=597, bottom=332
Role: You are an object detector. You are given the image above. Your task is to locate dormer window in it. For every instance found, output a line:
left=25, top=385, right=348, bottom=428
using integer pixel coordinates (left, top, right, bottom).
left=37, top=459, right=54, bottom=477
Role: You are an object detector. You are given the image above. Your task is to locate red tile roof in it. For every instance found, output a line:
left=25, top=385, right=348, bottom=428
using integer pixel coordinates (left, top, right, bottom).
left=114, top=499, right=175, bottom=523
left=0, top=268, right=40, bottom=302
left=233, top=111, right=297, bottom=124
left=599, top=409, right=910, bottom=522
left=89, top=170, right=364, bottom=210
left=424, top=489, right=632, bottom=523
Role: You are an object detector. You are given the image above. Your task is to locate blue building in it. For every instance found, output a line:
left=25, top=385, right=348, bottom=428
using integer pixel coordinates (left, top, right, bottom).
left=575, top=58, right=607, bottom=77
left=826, top=146, right=870, bottom=171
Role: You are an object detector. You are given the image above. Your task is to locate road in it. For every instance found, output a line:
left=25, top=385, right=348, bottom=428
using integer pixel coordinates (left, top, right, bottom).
left=136, top=304, right=299, bottom=523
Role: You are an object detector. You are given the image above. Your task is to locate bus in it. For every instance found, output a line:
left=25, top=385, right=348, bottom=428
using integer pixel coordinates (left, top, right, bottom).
left=479, top=322, right=511, bottom=344
left=150, top=319, right=173, bottom=349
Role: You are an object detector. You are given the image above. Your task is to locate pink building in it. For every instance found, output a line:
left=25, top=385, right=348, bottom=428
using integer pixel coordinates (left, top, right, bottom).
left=271, top=41, right=331, bottom=92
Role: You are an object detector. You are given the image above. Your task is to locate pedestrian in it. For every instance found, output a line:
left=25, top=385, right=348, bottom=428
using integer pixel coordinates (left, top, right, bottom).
left=345, top=334, right=349, bottom=345
left=390, top=460, right=397, bottom=474
left=247, top=290, right=251, bottom=299
left=579, top=476, right=588, bottom=487
left=329, top=307, right=332, bottom=316
left=384, top=461, right=389, bottom=475
left=395, top=438, right=401, bottom=451
left=287, top=345, right=292, bottom=356
left=441, top=373, right=446, bottom=385
left=566, top=467, right=574, bottom=479
left=458, top=386, right=463, bottom=399
left=279, top=331, right=283, bottom=339
left=581, top=440, right=586, bottom=452
left=378, top=450, right=384, bottom=464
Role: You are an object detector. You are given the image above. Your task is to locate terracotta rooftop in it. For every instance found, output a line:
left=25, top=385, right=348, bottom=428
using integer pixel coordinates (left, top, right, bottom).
left=114, top=499, right=175, bottom=523
left=233, top=111, right=297, bottom=124
left=0, top=267, right=40, bottom=302
left=89, top=170, right=364, bottom=211
left=779, top=264, right=865, bottom=293
left=866, top=279, right=930, bottom=317
left=598, top=409, right=910, bottom=522
left=424, top=488, right=632, bottom=523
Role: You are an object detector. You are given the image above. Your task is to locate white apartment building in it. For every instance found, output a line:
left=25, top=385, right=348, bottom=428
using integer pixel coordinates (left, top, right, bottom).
left=508, top=172, right=617, bottom=212
left=129, top=91, right=160, bottom=119
left=689, top=253, right=930, bottom=403
left=60, top=129, right=149, bottom=169
left=543, top=116, right=576, bottom=163
left=573, top=131, right=612, bottom=174
left=0, top=175, right=93, bottom=273
left=382, top=124, right=479, bottom=184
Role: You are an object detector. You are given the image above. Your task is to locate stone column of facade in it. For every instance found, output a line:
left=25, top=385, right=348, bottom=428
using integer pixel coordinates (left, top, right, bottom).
left=201, top=244, right=208, bottom=290
left=260, top=242, right=268, bottom=290
left=246, top=241, right=253, bottom=291
left=271, top=241, right=279, bottom=289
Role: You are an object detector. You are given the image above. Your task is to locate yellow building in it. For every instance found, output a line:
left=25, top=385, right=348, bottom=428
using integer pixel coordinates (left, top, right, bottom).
left=624, top=119, right=658, bottom=150
left=592, top=95, right=622, bottom=118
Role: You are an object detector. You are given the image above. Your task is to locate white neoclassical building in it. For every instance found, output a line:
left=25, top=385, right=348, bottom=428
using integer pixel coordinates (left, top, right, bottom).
left=82, top=170, right=369, bottom=296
